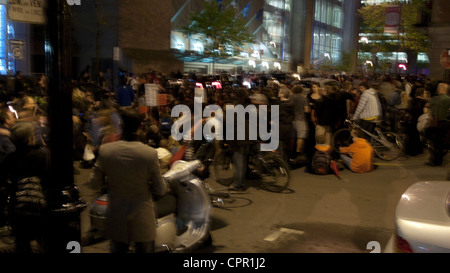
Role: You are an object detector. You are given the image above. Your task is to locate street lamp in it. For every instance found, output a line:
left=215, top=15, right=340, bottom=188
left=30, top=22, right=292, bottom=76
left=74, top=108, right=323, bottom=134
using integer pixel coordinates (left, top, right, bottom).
left=45, top=0, right=86, bottom=253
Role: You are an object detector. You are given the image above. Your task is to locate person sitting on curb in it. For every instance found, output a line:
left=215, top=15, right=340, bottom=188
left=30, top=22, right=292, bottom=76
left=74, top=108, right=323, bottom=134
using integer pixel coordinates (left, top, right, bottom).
left=339, top=128, right=374, bottom=173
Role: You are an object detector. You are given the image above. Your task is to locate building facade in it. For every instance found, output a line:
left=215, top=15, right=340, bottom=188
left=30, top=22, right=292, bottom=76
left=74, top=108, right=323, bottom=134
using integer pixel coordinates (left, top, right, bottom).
left=170, top=0, right=360, bottom=74
left=71, top=0, right=183, bottom=80
left=357, top=0, right=450, bottom=82
left=0, top=0, right=43, bottom=77
left=427, top=0, right=450, bottom=82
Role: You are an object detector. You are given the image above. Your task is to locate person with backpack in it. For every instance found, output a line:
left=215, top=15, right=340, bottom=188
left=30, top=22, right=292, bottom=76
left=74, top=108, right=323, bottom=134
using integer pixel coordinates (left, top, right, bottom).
left=338, top=128, right=374, bottom=173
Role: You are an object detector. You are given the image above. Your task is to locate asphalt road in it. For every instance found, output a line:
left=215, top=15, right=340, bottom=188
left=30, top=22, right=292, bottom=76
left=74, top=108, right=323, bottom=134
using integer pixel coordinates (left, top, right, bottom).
left=77, top=151, right=450, bottom=254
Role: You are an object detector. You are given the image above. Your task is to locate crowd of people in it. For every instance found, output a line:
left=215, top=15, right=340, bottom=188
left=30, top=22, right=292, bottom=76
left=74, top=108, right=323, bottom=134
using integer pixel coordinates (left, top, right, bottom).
left=0, top=67, right=449, bottom=252
left=68, top=69, right=449, bottom=178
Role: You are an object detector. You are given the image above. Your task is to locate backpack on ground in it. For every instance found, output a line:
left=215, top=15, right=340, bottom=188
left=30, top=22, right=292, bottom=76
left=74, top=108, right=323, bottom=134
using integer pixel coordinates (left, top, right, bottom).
left=311, top=150, right=332, bottom=175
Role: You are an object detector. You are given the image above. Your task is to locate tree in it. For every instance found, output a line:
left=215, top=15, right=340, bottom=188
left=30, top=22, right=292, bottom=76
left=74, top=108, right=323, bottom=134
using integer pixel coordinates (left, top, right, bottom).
left=181, top=0, right=254, bottom=60
left=358, top=0, right=430, bottom=73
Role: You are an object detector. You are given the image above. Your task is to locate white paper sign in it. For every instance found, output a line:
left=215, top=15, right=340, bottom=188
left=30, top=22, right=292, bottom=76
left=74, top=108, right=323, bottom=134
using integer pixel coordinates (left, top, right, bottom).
left=145, top=84, right=159, bottom=106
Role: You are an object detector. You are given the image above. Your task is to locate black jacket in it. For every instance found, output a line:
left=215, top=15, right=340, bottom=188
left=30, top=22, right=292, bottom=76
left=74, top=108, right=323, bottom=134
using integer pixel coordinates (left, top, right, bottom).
left=279, top=99, right=295, bottom=140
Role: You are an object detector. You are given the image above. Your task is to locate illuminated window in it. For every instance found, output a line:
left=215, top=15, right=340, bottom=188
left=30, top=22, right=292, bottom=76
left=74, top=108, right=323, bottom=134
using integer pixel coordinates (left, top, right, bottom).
left=311, top=0, right=344, bottom=64
left=0, top=5, right=6, bottom=75
left=0, top=5, right=14, bottom=75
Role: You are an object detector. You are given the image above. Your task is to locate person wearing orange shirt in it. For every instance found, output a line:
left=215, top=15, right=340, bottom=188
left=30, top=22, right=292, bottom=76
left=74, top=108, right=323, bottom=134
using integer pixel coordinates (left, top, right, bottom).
left=339, top=128, right=374, bottom=173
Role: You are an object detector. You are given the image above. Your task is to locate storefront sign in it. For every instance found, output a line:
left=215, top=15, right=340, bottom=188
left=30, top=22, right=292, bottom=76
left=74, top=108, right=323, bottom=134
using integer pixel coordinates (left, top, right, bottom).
left=7, top=0, right=46, bottom=24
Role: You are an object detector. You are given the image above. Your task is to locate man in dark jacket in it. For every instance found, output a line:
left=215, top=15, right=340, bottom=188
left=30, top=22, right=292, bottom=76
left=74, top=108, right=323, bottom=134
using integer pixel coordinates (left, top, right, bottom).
left=315, top=87, right=338, bottom=145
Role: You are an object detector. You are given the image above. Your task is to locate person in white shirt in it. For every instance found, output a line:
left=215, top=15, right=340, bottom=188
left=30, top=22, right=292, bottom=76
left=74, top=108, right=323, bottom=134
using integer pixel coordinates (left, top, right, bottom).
left=352, top=82, right=383, bottom=135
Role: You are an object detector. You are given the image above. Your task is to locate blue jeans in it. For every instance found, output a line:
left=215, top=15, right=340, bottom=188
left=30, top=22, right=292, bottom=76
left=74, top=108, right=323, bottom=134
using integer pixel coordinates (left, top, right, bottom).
left=340, top=154, right=352, bottom=170
left=231, top=145, right=250, bottom=188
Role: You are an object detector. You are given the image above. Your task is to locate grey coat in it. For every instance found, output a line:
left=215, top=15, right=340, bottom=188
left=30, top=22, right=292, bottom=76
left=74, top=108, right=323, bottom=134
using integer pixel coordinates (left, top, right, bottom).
left=89, top=140, right=168, bottom=243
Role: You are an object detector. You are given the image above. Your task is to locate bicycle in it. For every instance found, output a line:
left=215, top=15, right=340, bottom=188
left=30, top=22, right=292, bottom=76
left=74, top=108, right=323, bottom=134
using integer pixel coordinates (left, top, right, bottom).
left=212, top=142, right=291, bottom=193
left=183, top=140, right=253, bottom=209
left=331, top=119, right=404, bottom=161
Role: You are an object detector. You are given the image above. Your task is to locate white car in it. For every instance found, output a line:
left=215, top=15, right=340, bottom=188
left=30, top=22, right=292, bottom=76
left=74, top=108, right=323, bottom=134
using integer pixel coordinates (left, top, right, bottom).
left=384, top=181, right=450, bottom=253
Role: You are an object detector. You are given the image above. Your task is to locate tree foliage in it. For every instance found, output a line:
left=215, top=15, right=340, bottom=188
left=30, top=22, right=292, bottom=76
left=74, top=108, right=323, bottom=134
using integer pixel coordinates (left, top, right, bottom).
left=181, top=0, right=254, bottom=57
left=358, top=0, right=429, bottom=56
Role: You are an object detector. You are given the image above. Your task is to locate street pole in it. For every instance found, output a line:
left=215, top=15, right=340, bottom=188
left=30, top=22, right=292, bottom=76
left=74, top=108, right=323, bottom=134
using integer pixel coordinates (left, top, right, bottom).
left=45, top=0, right=86, bottom=253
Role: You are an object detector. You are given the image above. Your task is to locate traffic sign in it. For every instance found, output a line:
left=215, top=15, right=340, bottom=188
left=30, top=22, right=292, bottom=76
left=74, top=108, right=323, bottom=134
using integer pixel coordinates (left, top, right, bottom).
left=9, top=39, right=24, bottom=60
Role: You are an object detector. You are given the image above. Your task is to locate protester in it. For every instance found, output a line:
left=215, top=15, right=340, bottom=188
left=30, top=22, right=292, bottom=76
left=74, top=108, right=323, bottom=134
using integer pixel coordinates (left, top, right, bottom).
left=426, top=83, right=450, bottom=166
left=88, top=108, right=169, bottom=253
left=0, top=108, right=16, bottom=231
left=5, top=121, right=50, bottom=253
left=290, top=85, right=309, bottom=160
left=339, top=128, right=374, bottom=173
left=314, top=86, right=338, bottom=145
left=352, top=82, right=383, bottom=135
left=277, top=87, right=295, bottom=163
left=116, top=78, right=135, bottom=107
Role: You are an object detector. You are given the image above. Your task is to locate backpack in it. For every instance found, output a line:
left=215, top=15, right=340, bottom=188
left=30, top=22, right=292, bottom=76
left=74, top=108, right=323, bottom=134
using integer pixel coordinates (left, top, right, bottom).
left=311, top=150, right=332, bottom=175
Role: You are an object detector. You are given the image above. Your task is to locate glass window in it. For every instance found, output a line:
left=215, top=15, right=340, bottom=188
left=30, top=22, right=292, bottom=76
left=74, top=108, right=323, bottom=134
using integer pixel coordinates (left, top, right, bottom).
left=327, top=3, right=333, bottom=25
left=0, top=5, right=7, bottom=75
left=315, top=0, right=321, bottom=22
left=333, top=8, right=342, bottom=28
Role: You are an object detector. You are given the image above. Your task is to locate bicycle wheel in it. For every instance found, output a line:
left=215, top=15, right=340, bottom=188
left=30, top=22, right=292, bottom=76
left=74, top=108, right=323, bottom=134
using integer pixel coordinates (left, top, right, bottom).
left=213, top=150, right=234, bottom=186
left=372, top=132, right=403, bottom=161
left=258, top=153, right=290, bottom=193
left=332, top=128, right=353, bottom=154
left=211, top=195, right=253, bottom=209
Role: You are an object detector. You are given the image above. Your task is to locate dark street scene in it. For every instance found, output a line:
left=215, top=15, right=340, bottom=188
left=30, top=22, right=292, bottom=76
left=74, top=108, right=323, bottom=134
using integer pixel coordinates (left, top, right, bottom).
left=0, top=0, right=450, bottom=261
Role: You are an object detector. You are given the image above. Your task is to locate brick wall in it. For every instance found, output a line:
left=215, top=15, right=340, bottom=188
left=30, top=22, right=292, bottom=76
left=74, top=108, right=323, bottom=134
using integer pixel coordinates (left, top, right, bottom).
left=118, top=0, right=171, bottom=51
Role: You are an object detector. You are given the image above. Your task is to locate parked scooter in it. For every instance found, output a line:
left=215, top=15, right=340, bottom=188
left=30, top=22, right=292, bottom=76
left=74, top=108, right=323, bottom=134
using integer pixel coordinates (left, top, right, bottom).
left=87, top=160, right=213, bottom=253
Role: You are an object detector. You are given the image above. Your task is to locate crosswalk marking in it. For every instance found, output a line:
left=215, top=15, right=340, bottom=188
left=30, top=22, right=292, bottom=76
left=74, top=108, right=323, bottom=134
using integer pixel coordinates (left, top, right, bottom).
left=264, top=228, right=305, bottom=242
